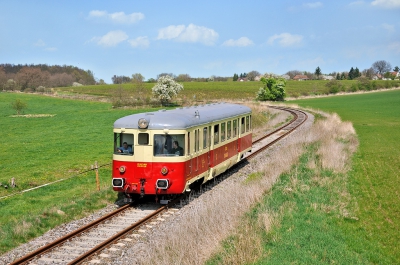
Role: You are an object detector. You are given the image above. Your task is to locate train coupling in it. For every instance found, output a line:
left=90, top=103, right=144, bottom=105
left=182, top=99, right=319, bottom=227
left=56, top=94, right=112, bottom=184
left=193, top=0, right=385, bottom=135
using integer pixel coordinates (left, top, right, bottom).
left=160, top=199, right=170, bottom=205
left=124, top=197, right=133, bottom=203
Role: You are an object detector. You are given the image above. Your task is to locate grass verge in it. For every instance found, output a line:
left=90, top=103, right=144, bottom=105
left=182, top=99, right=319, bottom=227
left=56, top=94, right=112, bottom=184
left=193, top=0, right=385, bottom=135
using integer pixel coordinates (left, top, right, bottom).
left=292, top=89, right=400, bottom=263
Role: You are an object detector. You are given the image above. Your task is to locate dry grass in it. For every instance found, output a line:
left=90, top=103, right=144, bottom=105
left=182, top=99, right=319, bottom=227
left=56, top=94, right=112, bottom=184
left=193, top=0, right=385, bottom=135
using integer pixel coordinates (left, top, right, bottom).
left=132, top=106, right=358, bottom=265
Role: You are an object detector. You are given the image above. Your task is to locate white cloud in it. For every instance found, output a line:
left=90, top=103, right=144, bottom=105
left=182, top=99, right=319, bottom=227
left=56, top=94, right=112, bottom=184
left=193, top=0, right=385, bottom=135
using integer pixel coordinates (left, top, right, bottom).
left=34, top=39, right=46, bottom=47
left=89, top=10, right=107, bottom=17
left=303, top=2, right=323, bottom=8
left=128, top=36, right=150, bottom=48
left=88, top=10, right=144, bottom=24
left=222, top=37, right=254, bottom=47
left=95, top=30, right=129, bottom=47
left=267, top=33, right=303, bottom=47
left=371, top=0, right=400, bottom=8
left=157, top=25, right=186, bottom=39
left=45, top=47, right=58, bottom=52
left=157, top=24, right=218, bottom=45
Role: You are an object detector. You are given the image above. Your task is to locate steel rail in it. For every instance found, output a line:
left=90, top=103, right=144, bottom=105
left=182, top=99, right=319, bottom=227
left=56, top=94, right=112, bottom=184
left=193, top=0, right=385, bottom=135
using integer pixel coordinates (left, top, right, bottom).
left=246, top=107, right=308, bottom=160
left=9, top=106, right=307, bottom=265
left=9, top=204, right=132, bottom=265
left=67, top=196, right=184, bottom=264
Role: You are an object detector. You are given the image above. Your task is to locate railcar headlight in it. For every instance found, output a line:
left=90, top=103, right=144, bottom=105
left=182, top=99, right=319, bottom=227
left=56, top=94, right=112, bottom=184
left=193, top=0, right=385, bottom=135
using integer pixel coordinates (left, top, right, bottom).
left=156, top=179, right=169, bottom=189
left=119, top=166, right=126, bottom=173
left=161, top=166, right=168, bottom=175
left=138, top=118, right=149, bottom=129
left=112, top=178, right=125, bottom=188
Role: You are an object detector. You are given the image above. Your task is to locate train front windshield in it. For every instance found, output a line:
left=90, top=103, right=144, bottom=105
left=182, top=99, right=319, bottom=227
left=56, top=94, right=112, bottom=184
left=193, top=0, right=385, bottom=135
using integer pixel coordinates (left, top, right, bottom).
left=114, top=133, right=134, bottom=155
left=154, top=134, right=185, bottom=156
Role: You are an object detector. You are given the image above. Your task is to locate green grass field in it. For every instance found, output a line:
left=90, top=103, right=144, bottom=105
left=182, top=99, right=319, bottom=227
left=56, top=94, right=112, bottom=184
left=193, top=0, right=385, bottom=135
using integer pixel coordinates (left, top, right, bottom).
left=56, top=79, right=400, bottom=102
left=1, top=85, right=399, bottom=263
left=290, top=90, right=400, bottom=263
left=0, top=93, right=158, bottom=253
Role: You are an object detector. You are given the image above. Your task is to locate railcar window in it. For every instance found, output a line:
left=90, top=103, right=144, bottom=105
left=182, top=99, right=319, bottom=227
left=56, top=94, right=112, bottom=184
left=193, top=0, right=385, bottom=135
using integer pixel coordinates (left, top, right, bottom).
left=221, top=122, right=226, bottom=142
left=227, top=121, right=231, bottom=139
left=214, top=124, right=219, bottom=145
left=188, top=132, right=191, bottom=155
left=249, top=115, right=252, bottom=131
left=241, top=117, right=245, bottom=134
left=195, top=129, right=199, bottom=152
left=114, top=133, right=134, bottom=155
left=246, top=116, right=250, bottom=132
left=233, top=120, right=237, bottom=138
left=154, top=134, right=185, bottom=156
left=138, top=133, right=149, bottom=145
left=203, top=127, right=208, bottom=149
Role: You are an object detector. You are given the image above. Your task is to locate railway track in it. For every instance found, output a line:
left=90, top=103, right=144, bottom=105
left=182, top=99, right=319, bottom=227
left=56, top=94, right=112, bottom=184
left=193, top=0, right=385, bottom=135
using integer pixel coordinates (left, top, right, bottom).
left=8, top=106, right=308, bottom=265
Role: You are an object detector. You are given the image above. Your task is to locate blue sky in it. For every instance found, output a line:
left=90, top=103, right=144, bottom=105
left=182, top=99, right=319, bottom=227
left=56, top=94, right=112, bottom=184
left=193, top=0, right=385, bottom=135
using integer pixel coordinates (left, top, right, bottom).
left=1, top=0, right=399, bottom=83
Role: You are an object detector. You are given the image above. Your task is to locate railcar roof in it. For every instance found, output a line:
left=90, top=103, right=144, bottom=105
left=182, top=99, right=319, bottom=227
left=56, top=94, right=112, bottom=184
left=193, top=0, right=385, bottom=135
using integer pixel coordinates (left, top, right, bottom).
left=114, top=103, right=251, bottom=130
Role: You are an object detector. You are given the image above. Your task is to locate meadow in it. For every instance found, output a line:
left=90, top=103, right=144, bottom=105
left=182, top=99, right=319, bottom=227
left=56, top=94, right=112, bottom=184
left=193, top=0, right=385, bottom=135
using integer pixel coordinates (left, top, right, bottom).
left=1, top=83, right=399, bottom=264
left=290, top=90, right=400, bottom=263
left=55, top=79, right=400, bottom=103
left=0, top=92, right=156, bottom=253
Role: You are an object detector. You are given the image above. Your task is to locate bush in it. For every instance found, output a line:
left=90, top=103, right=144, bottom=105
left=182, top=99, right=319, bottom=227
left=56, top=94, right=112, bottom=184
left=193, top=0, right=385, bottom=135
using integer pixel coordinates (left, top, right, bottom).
left=325, top=79, right=343, bottom=94
left=371, top=81, right=377, bottom=90
left=36, top=86, right=46, bottom=93
left=384, top=80, right=392, bottom=88
left=356, top=77, right=371, bottom=91
left=11, top=99, right=27, bottom=115
left=152, top=75, right=184, bottom=106
left=256, top=77, right=286, bottom=101
left=350, top=83, right=359, bottom=92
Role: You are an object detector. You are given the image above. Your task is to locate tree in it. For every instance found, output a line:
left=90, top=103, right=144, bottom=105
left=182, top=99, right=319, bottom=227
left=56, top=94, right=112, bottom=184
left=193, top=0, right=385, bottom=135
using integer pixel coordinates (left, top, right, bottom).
left=4, top=79, right=17, bottom=91
left=256, top=77, right=286, bottom=101
left=131, top=73, right=145, bottom=82
left=354, top=67, right=361, bottom=78
left=247, top=70, right=261, bottom=81
left=314, top=66, right=321, bottom=79
left=152, top=75, right=184, bottom=106
left=112, top=75, right=131, bottom=84
left=372, top=60, right=392, bottom=76
left=11, top=99, right=27, bottom=115
left=49, top=73, right=75, bottom=87
left=393, top=66, right=399, bottom=72
left=15, top=67, right=49, bottom=91
left=0, top=67, right=6, bottom=88
left=233, top=73, right=238, bottom=81
left=362, top=67, right=375, bottom=79
left=348, top=67, right=355, bottom=80
left=157, top=73, right=175, bottom=80
left=285, top=70, right=302, bottom=79
left=175, top=74, right=191, bottom=82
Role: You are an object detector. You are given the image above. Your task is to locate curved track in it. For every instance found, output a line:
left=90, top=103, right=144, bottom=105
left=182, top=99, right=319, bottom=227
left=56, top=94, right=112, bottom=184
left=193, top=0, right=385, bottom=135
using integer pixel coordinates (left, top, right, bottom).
left=9, top=106, right=308, bottom=265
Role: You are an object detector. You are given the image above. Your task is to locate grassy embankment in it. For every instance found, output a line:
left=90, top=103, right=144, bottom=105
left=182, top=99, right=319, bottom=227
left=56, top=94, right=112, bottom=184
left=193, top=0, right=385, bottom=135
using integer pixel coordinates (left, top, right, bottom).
left=292, top=90, right=400, bottom=263
left=206, top=89, right=399, bottom=264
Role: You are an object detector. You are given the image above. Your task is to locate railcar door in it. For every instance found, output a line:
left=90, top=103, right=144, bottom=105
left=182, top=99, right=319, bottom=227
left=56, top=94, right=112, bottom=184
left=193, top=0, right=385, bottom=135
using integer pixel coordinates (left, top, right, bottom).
left=185, top=132, right=192, bottom=179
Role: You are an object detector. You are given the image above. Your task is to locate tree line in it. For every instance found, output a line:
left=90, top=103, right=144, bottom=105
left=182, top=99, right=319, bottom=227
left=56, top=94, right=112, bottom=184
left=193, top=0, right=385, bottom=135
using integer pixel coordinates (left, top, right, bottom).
left=0, top=64, right=96, bottom=92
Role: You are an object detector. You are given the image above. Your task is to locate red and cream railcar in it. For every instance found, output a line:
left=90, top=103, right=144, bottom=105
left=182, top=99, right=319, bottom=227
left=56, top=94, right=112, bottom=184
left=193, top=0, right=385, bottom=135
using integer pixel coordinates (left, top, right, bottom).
left=111, top=103, right=252, bottom=203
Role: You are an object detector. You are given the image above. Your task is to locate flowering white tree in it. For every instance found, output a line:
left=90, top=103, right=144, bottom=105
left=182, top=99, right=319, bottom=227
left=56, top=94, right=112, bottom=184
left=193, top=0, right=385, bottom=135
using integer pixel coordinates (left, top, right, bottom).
left=152, top=75, right=184, bottom=106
